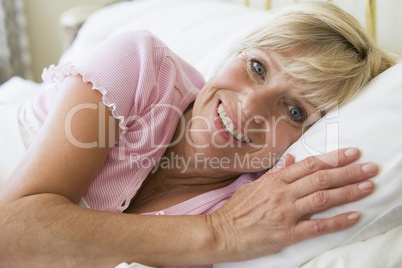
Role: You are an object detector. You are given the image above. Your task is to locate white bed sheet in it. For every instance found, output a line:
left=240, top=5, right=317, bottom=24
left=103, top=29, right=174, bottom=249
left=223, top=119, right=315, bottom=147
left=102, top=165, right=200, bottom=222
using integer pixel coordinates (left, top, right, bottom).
left=0, top=77, right=43, bottom=188
left=300, top=223, right=402, bottom=268
left=115, top=225, right=402, bottom=267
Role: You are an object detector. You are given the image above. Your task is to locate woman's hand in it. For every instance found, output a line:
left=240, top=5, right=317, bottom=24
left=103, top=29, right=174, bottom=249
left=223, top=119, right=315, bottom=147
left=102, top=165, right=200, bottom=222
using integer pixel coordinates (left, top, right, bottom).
left=208, top=148, right=377, bottom=262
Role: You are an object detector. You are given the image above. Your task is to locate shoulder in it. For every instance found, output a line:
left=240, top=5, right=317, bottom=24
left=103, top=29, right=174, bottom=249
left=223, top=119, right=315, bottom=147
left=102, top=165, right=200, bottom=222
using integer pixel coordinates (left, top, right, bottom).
left=103, top=30, right=169, bottom=56
left=85, top=30, right=173, bottom=77
left=111, top=30, right=164, bottom=44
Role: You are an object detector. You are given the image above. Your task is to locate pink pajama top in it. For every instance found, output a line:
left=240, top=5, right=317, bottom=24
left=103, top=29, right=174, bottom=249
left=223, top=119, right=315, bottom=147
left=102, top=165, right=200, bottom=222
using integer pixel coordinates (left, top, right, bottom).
left=32, top=30, right=257, bottom=217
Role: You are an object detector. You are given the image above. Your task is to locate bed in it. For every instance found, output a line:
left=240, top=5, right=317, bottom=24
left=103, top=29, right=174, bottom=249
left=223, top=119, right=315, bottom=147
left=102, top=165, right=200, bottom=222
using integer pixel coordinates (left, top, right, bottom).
left=1, top=0, right=401, bottom=267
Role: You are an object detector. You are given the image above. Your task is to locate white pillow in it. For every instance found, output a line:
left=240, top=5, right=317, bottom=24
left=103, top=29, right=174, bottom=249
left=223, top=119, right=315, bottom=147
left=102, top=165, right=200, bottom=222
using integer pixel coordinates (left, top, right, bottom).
left=59, top=0, right=274, bottom=80
left=301, top=223, right=402, bottom=268
left=216, top=62, right=402, bottom=267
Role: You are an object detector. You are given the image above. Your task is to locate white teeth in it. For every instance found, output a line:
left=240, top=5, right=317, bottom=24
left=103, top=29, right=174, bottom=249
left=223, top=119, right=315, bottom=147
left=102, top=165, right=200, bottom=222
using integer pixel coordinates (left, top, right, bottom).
left=232, top=128, right=239, bottom=136
left=228, top=123, right=234, bottom=132
left=217, top=103, right=251, bottom=143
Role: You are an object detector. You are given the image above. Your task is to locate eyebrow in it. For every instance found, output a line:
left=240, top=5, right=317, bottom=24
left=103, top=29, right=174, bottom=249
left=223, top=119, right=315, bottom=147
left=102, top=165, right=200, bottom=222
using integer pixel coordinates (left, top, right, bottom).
left=256, top=49, right=281, bottom=72
left=298, top=94, right=316, bottom=113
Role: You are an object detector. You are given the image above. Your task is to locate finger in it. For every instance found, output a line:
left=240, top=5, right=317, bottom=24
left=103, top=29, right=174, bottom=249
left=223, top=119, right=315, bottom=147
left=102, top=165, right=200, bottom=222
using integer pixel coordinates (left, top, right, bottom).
left=277, top=147, right=361, bottom=184
left=268, top=154, right=295, bottom=174
left=294, top=211, right=361, bottom=242
left=294, top=180, right=374, bottom=218
left=291, top=162, right=378, bottom=198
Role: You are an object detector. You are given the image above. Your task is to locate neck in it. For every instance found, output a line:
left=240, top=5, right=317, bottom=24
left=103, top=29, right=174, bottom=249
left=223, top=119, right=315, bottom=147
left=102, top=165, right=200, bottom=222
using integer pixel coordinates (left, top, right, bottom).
left=125, top=106, right=240, bottom=214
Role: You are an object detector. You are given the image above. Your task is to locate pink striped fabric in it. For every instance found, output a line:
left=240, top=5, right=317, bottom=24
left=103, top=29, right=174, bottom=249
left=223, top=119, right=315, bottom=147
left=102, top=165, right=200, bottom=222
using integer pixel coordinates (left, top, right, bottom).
left=33, top=31, right=206, bottom=212
left=32, top=30, right=260, bottom=268
left=32, top=30, right=259, bottom=214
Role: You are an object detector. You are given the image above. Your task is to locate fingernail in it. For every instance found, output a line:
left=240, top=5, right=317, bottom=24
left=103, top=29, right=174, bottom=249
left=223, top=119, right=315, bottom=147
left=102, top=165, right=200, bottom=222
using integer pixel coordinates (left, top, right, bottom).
left=347, top=212, right=360, bottom=221
left=362, top=163, right=378, bottom=173
left=358, top=181, right=373, bottom=191
left=345, top=147, right=359, bottom=157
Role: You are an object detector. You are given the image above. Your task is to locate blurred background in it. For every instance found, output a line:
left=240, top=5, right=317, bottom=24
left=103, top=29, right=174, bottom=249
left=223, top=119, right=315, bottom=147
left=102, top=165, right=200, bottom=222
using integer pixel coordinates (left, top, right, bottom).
left=0, top=0, right=401, bottom=84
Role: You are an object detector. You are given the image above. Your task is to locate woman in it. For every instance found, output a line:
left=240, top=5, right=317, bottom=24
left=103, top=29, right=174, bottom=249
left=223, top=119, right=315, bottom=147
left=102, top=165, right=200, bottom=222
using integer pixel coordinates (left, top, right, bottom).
left=0, top=2, right=396, bottom=267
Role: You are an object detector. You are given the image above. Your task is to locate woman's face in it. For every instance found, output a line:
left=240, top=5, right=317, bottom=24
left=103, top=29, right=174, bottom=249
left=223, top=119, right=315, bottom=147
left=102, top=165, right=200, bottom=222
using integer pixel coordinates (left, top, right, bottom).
left=187, top=49, right=319, bottom=173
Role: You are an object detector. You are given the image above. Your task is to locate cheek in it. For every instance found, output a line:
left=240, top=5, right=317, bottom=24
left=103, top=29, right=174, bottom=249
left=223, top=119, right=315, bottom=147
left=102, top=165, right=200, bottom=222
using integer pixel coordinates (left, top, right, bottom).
left=269, top=123, right=302, bottom=155
left=195, top=80, right=216, bottom=101
left=190, top=116, right=212, bottom=132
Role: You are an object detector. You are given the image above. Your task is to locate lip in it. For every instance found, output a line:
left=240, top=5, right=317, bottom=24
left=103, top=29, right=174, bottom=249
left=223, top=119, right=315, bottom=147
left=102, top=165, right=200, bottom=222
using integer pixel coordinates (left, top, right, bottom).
left=220, top=101, right=246, bottom=137
left=213, top=99, right=252, bottom=145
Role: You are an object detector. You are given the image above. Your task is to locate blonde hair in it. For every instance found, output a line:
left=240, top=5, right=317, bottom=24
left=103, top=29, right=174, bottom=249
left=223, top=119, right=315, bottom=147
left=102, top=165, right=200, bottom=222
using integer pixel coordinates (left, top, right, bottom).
left=224, top=1, right=398, bottom=112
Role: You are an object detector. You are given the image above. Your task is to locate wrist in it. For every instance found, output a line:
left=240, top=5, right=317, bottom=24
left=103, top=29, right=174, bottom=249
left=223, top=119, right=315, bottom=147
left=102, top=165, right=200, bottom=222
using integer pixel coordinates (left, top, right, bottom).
left=178, top=214, right=227, bottom=266
left=133, top=214, right=229, bottom=267
left=204, top=213, right=238, bottom=264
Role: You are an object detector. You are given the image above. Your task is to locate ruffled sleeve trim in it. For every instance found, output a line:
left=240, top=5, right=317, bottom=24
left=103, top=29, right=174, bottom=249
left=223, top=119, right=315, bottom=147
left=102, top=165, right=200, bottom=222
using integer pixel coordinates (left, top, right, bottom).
left=42, top=63, right=128, bottom=133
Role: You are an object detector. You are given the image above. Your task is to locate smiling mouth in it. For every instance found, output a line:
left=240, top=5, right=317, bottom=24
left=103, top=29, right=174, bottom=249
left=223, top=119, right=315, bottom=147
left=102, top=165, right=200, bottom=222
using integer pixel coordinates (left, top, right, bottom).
left=217, top=102, right=252, bottom=143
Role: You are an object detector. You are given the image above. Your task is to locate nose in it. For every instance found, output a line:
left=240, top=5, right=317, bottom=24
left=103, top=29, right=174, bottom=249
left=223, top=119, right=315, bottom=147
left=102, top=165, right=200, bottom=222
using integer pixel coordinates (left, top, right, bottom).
left=238, top=85, right=272, bottom=124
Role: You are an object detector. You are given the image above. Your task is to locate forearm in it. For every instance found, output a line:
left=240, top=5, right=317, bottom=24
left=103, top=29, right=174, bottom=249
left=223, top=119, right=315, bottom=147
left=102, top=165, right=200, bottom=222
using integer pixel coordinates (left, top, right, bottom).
left=0, top=194, right=218, bottom=268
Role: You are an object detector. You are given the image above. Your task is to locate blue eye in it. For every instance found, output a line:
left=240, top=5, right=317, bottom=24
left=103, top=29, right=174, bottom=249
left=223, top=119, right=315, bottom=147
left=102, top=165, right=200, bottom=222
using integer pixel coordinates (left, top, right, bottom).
left=252, top=61, right=265, bottom=75
left=290, top=106, right=301, bottom=118
left=288, top=105, right=306, bottom=123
